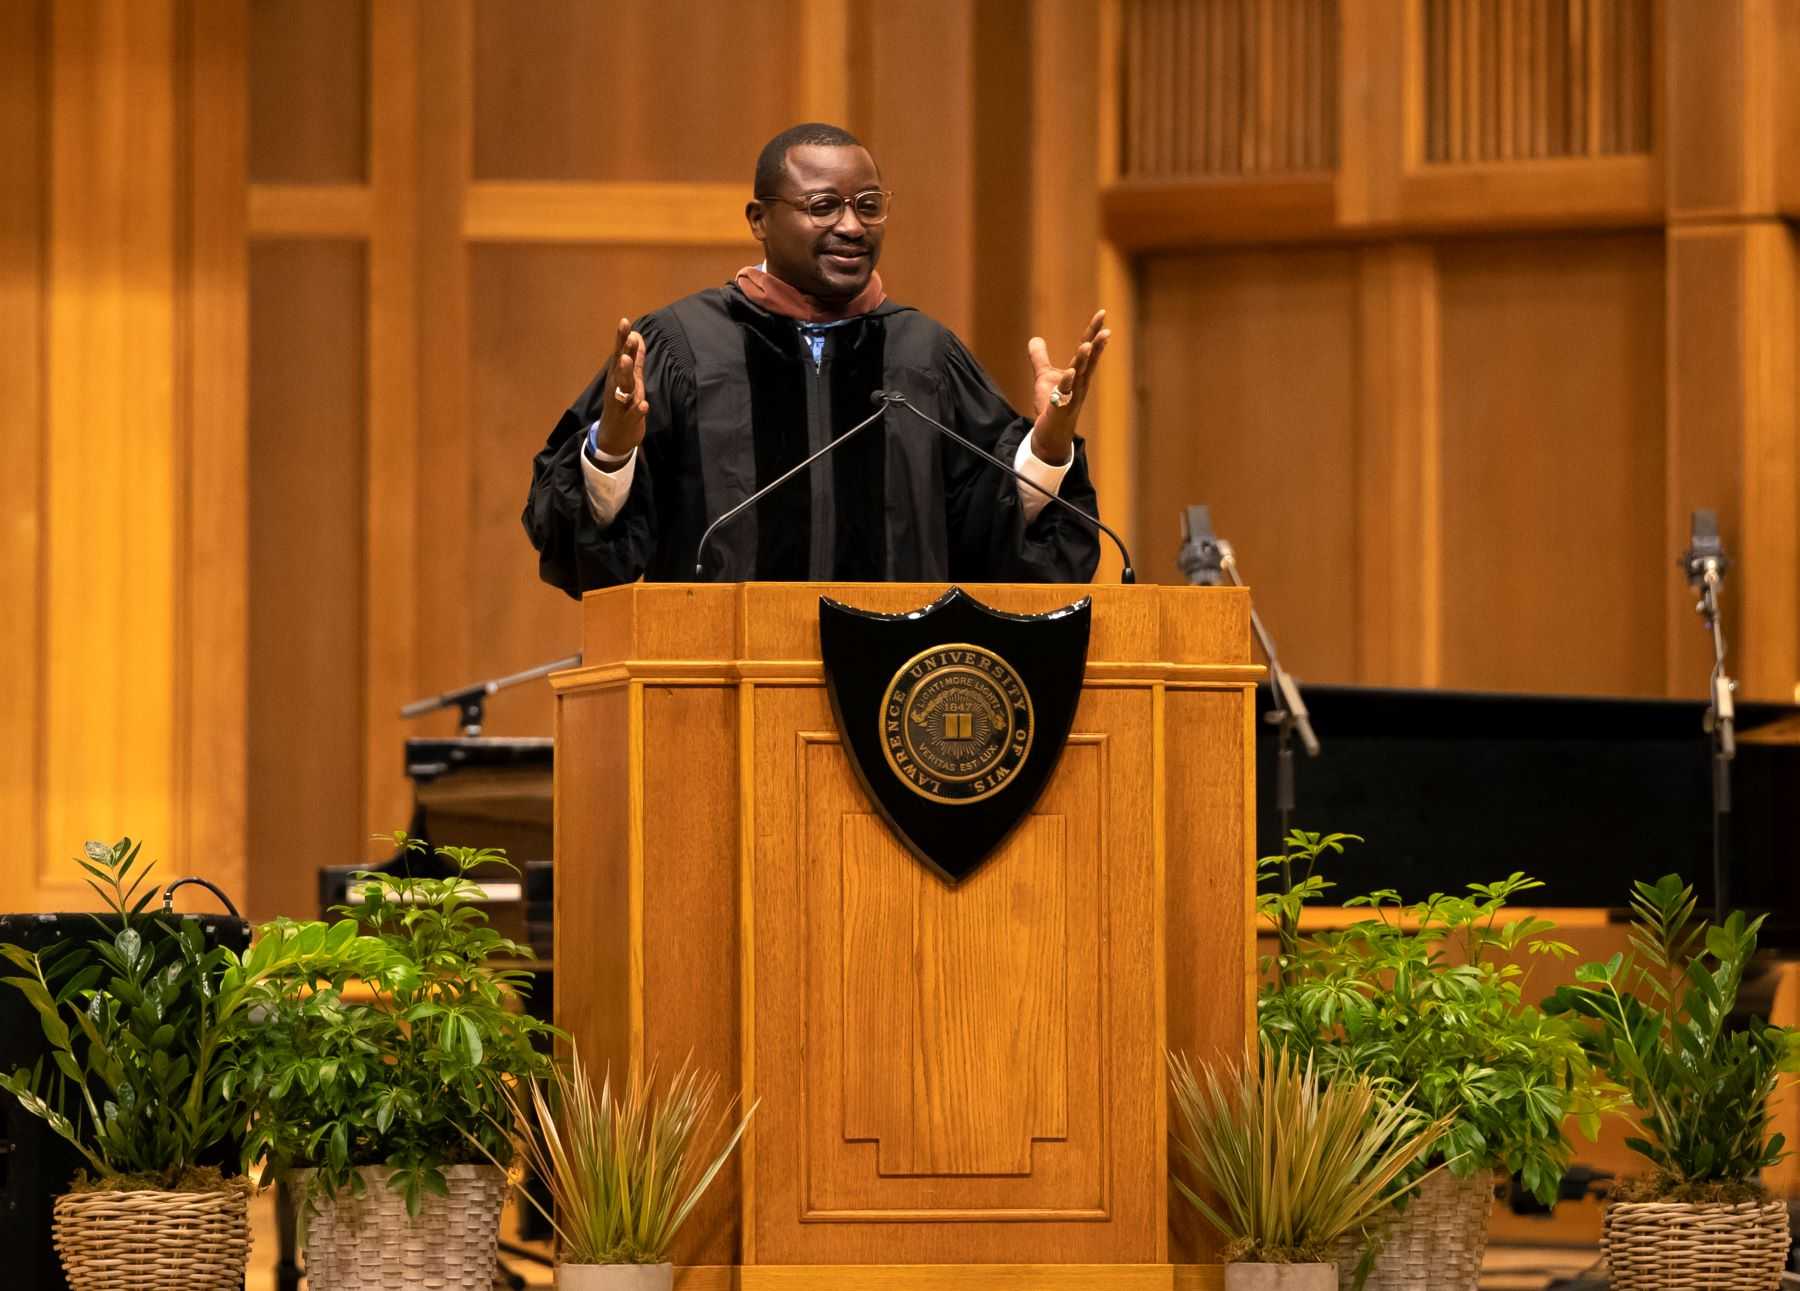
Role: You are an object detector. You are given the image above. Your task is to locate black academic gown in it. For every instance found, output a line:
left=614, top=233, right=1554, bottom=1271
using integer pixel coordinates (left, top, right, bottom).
left=523, top=283, right=1102, bottom=595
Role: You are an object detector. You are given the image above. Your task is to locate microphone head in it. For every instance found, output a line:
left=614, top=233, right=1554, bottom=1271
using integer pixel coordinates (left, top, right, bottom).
left=1177, top=504, right=1227, bottom=585
left=1683, top=507, right=1730, bottom=585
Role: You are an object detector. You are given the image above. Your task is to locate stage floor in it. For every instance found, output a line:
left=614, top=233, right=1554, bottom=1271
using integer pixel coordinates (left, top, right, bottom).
left=243, top=1191, right=1610, bottom=1290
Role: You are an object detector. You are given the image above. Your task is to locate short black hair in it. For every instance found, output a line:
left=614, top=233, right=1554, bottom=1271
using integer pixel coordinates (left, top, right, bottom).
left=754, top=122, right=867, bottom=196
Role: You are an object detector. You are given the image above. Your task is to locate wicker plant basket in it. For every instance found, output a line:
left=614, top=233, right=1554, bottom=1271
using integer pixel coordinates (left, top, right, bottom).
left=1602, top=1198, right=1790, bottom=1291
left=1333, top=1168, right=1495, bottom=1291
left=50, top=1180, right=251, bottom=1291
left=295, top=1163, right=509, bottom=1291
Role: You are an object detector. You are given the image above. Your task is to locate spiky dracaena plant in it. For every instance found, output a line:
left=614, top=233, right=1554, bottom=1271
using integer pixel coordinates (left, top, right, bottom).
left=1168, top=1040, right=1449, bottom=1265
left=490, top=1046, right=755, bottom=1266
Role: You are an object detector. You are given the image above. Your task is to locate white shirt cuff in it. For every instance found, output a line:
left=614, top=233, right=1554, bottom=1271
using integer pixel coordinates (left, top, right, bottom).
left=579, top=426, right=637, bottom=526
left=1014, top=432, right=1074, bottom=523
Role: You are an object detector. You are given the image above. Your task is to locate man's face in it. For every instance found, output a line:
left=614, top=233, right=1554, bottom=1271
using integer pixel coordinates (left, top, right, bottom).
left=748, top=144, right=885, bottom=302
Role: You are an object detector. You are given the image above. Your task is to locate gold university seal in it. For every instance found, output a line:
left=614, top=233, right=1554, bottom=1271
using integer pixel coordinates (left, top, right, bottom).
left=880, top=642, right=1034, bottom=804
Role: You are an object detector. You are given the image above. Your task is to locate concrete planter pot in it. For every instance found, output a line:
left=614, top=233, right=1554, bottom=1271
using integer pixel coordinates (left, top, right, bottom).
left=1223, top=1263, right=1338, bottom=1291
left=558, top=1265, right=674, bottom=1291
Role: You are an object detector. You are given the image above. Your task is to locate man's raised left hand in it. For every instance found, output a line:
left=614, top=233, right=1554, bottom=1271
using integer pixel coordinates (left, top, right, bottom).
left=1027, top=308, right=1111, bottom=467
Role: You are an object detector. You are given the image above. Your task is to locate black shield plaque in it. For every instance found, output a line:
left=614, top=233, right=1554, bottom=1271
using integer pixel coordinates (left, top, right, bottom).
left=819, top=587, right=1092, bottom=883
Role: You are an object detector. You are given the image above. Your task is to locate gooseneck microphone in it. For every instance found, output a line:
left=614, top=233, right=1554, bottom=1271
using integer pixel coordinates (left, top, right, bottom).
left=871, top=390, right=1136, bottom=584
left=692, top=402, right=891, bottom=579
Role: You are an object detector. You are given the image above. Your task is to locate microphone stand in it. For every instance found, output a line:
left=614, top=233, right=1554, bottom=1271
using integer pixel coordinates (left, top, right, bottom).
left=876, top=392, right=1137, bottom=582
left=1691, top=564, right=1736, bottom=916
left=399, top=655, right=581, bottom=736
left=1177, top=507, right=1318, bottom=893
left=693, top=403, right=891, bottom=579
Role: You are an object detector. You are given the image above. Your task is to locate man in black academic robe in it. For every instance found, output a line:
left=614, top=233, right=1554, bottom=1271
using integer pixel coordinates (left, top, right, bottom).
left=523, top=123, right=1113, bottom=595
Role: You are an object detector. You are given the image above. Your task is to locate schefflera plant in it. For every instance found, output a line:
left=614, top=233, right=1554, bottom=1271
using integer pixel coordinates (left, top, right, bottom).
left=223, top=833, right=555, bottom=1215
left=1258, top=831, right=1614, bottom=1208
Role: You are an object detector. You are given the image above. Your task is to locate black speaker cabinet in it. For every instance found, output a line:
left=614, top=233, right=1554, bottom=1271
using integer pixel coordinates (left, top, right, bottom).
left=0, top=912, right=251, bottom=1291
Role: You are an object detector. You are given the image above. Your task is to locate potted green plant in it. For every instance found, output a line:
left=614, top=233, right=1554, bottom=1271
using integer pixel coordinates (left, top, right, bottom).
left=1168, top=1039, right=1448, bottom=1291
left=1258, top=832, right=1610, bottom=1291
left=1545, top=874, right=1800, bottom=1291
left=224, top=833, right=555, bottom=1291
left=0, top=838, right=351, bottom=1291
left=487, top=1044, right=754, bottom=1290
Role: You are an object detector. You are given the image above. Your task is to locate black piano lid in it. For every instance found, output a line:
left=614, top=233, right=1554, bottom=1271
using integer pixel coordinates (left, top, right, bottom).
left=404, top=735, right=553, bottom=783
left=1248, top=683, right=1800, bottom=946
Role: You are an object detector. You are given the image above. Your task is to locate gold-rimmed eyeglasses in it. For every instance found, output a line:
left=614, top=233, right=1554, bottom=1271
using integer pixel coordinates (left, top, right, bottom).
left=755, top=188, right=894, bottom=227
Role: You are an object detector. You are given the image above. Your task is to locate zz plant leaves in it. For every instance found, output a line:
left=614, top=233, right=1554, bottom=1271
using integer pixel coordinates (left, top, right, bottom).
left=0, top=839, right=354, bottom=1190
left=1543, top=873, right=1800, bottom=1198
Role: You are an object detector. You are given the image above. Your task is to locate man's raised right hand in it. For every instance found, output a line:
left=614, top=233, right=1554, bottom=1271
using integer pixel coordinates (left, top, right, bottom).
left=594, top=316, right=650, bottom=467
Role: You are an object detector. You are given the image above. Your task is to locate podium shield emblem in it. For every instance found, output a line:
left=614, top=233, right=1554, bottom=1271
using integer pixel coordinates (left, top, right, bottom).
left=819, top=587, right=1092, bottom=883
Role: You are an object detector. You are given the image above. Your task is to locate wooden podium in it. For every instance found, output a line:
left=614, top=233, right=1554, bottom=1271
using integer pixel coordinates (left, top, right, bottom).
left=552, top=583, right=1259, bottom=1290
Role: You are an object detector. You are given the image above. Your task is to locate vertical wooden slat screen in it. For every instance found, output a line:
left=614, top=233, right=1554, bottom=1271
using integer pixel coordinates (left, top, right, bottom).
left=1120, top=0, right=1338, bottom=178
left=1421, top=0, right=1652, bottom=162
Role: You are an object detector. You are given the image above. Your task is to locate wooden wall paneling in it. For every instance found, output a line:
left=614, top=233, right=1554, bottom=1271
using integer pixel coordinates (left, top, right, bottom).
left=1030, top=0, right=1117, bottom=568
left=1337, top=0, right=1405, bottom=227
left=970, top=0, right=1034, bottom=412
left=466, top=246, right=754, bottom=734
left=1778, top=0, right=1800, bottom=215
left=1133, top=249, right=1362, bottom=684
left=1092, top=242, right=1137, bottom=584
left=415, top=0, right=474, bottom=716
left=462, top=182, right=748, bottom=246
left=1094, top=1, right=1136, bottom=584
left=1396, top=0, right=1662, bottom=230
left=470, top=0, right=795, bottom=183
left=797, top=0, right=850, bottom=123
left=848, top=0, right=975, bottom=339
left=248, top=243, right=368, bottom=919
left=1354, top=243, right=1441, bottom=686
left=1664, top=0, right=1755, bottom=220
left=247, top=184, right=372, bottom=241
left=363, top=0, right=419, bottom=838
left=42, top=0, right=182, bottom=899
left=0, top=0, right=46, bottom=912
left=1663, top=0, right=1800, bottom=704
left=1101, top=175, right=1340, bottom=250
left=1393, top=154, right=1661, bottom=232
left=1099, top=0, right=1123, bottom=188
left=184, top=0, right=250, bottom=909
left=1664, top=225, right=1798, bottom=704
left=1436, top=233, right=1666, bottom=696
left=1739, top=225, right=1799, bottom=700
left=248, top=0, right=368, bottom=183
left=1116, top=0, right=1339, bottom=180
